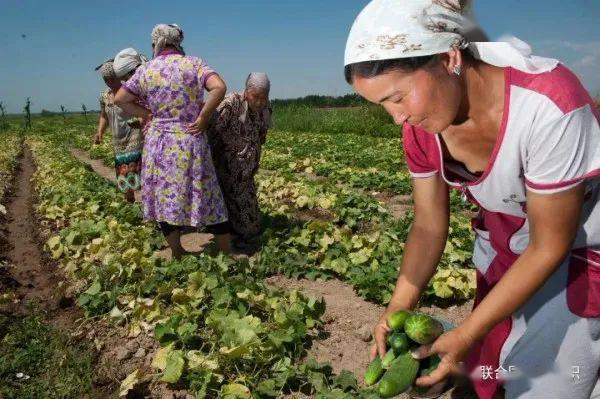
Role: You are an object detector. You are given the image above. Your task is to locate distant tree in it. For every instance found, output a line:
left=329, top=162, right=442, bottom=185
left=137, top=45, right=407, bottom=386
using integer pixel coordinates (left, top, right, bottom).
left=271, top=93, right=366, bottom=108
left=60, top=105, right=67, bottom=122
left=0, top=101, right=5, bottom=118
left=82, top=103, right=88, bottom=122
left=40, top=109, right=57, bottom=117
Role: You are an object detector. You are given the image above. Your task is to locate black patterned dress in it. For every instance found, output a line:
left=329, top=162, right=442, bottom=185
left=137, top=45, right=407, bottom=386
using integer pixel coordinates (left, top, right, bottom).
left=207, top=93, right=271, bottom=242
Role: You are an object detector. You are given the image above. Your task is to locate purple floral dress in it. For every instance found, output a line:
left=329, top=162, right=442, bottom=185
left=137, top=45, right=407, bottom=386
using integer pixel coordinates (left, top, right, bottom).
left=123, top=50, right=228, bottom=227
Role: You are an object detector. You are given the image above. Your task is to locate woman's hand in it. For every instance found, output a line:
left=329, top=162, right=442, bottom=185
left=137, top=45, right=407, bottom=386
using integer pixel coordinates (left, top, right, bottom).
left=186, top=115, right=209, bottom=135
left=141, top=112, right=152, bottom=129
left=412, top=326, right=476, bottom=387
left=370, top=314, right=392, bottom=361
left=94, top=132, right=103, bottom=144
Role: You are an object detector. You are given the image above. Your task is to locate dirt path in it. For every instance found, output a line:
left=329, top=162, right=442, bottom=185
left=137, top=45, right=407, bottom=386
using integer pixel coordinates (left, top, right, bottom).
left=0, top=147, right=183, bottom=398
left=2, top=148, right=67, bottom=311
left=268, top=276, right=477, bottom=398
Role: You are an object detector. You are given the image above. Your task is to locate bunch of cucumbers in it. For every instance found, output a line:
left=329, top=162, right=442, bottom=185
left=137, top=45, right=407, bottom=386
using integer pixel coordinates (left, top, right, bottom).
left=364, top=311, right=444, bottom=398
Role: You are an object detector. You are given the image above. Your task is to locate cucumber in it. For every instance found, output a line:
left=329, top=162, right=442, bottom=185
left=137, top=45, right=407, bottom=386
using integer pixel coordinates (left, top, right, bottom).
left=387, top=332, right=410, bottom=355
left=378, top=351, right=420, bottom=398
left=387, top=310, right=413, bottom=331
left=404, top=314, right=443, bottom=345
left=381, top=348, right=396, bottom=369
left=419, top=355, right=441, bottom=377
left=364, top=356, right=384, bottom=386
left=412, top=355, right=443, bottom=395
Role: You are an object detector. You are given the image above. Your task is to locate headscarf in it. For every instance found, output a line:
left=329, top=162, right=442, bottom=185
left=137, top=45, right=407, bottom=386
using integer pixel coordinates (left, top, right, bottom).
left=151, top=23, right=184, bottom=58
left=344, top=0, right=559, bottom=74
left=113, top=48, right=148, bottom=78
left=94, top=59, right=116, bottom=79
left=245, top=72, right=270, bottom=94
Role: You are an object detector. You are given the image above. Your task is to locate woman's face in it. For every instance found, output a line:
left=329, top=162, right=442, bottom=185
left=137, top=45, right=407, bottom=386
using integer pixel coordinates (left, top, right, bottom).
left=351, top=58, right=462, bottom=133
left=103, top=76, right=122, bottom=91
left=245, top=89, right=269, bottom=113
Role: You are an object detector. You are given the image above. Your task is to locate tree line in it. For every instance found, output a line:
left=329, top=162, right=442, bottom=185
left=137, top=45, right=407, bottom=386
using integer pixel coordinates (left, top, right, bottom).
left=271, top=94, right=368, bottom=108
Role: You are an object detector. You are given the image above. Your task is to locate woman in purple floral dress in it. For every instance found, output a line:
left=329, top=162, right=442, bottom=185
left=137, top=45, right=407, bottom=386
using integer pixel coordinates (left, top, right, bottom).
left=115, top=23, right=230, bottom=258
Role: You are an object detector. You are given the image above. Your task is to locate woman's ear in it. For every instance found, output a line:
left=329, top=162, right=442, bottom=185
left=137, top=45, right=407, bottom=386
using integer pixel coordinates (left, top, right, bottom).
left=443, top=50, right=463, bottom=76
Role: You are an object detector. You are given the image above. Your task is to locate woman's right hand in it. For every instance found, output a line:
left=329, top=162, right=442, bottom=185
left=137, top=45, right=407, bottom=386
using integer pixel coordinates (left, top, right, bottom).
left=94, top=132, right=102, bottom=144
left=186, top=115, right=209, bottom=135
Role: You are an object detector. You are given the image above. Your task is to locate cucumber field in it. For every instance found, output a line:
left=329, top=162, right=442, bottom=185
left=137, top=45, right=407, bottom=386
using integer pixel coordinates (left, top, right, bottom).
left=0, top=107, right=477, bottom=398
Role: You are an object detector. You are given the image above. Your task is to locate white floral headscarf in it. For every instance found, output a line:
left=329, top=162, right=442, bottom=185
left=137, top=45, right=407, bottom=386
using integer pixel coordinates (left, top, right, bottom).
left=344, top=0, right=559, bottom=74
left=151, top=23, right=184, bottom=58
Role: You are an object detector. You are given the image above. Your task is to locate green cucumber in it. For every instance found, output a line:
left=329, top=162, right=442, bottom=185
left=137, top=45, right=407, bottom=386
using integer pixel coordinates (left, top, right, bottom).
left=419, top=355, right=441, bottom=377
left=387, top=332, right=410, bottom=355
left=412, top=355, right=443, bottom=395
left=381, top=348, right=396, bottom=369
left=364, top=356, right=384, bottom=386
left=404, top=314, right=443, bottom=345
left=387, top=310, right=413, bottom=331
left=378, top=351, right=420, bottom=398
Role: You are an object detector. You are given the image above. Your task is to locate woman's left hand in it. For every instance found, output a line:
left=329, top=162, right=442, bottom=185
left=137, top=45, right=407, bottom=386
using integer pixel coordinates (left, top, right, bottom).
left=412, top=326, right=476, bottom=387
left=186, top=115, right=209, bottom=135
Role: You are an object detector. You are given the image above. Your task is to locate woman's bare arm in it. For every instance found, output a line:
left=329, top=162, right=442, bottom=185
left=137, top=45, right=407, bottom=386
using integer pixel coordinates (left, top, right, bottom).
left=186, top=74, right=227, bottom=134
left=416, top=184, right=585, bottom=387
left=114, top=89, right=151, bottom=121
left=372, top=174, right=450, bottom=359
left=95, top=102, right=109, bottom=143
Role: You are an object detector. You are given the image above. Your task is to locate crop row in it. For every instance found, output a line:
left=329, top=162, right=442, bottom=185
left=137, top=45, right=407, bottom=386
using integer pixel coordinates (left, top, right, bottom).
left=69, top=122, right=476, bottom=305
left=29, top=124, right=372, bottom=398
left=0, top=130, right=23, bottom=211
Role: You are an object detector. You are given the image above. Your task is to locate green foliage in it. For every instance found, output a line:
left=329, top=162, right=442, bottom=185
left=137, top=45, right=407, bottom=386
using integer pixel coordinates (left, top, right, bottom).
left=27, top=122, right=365, bottom=397
left=271, top=94, right=366, bottom=108
left=26, top=114, right=477, bottom=397
left=0, top=312, right=94, bottom=399
left=0, top=131, right=23, bottom=212
left=272, top=105, right=399, bottom=138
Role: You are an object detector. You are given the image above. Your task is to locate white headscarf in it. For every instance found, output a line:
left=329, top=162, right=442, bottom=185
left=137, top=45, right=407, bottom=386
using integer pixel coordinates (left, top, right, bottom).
left=245, top=72, right=270, bottom=93
left=113, top=48, right=148, bottom=78
left=344, top=0, right=559, bottom=74
left=151, top=23, right=184, bottom=58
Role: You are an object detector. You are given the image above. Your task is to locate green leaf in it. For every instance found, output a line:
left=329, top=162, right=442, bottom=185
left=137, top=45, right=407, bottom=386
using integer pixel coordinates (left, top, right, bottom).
left=333, top=370, right=358, bottom=392
left=152, top=344, right=174, bottom=370
left=65, top=230, right=82, bottom=246
left=161, top=349, right=185, bottom=383
left=84, top=281, right=101, bottom=296
left=47, top=235, right=61, bottom=249
left=186, top=350, right=219, bottom=371
left=119, top=369, right=139, bottom=397
left=432, top=281, right=454, bottom=298
left=221, top=383, right=251, bottom=399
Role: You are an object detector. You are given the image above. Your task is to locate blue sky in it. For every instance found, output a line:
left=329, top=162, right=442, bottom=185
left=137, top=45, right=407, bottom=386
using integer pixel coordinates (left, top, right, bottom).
left=0, top=0, right=599, bottom=113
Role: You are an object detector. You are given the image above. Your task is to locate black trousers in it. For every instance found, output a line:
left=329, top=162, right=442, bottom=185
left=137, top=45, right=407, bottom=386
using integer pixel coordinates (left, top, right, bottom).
left=158, top=221, right=231, bottom=236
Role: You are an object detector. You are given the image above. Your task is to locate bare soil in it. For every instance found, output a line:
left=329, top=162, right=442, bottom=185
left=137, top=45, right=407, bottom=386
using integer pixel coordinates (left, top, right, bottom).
left=0, top=148, right=74, bottom=319
left=372, top=192, right=414, bottom=219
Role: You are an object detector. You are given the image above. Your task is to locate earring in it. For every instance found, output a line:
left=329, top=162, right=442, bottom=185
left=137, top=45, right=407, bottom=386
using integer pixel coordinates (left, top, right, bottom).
left=453, top=65, right=462, bottom=76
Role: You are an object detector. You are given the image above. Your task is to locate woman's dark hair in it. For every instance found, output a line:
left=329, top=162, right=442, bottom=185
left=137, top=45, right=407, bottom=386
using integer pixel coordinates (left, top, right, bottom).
left=344, top=55, right=437, bottom=84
